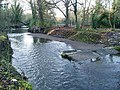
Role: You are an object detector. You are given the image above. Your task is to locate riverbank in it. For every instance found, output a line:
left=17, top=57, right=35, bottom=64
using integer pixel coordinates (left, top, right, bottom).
left=30, top=33, right=119, bottom=61
left=0, top=33, right=32, bottom=89
left=30, top=33, right=105, bottom=50
left=9, top=32, right=120, bottom=90
left=29, top=27, right=120, bottom=46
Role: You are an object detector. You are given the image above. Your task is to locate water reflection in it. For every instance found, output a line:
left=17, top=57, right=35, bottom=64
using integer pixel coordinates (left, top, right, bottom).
left=8, top=33, right=120, bottom=90
left=23, top=34, right=33, bottom=45
left=105, top=54, right=120, bottom=64
left=108, top=55, right=114, bottom=63
left=9, top=28, right=28, bottom=33
left=33, top=37, right=51, bottom=44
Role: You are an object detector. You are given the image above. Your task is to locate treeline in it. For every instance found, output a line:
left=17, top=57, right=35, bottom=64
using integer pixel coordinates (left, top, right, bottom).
left=0, top=0, right=120, bottom=31
left=0, top=0, right=23, bottom=31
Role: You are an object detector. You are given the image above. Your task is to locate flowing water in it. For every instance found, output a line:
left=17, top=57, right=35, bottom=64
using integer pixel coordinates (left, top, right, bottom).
left=8, top=32, right=120, bottom=90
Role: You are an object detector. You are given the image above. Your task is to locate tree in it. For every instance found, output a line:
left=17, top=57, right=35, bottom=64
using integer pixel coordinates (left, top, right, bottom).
left=112, top=0, right=120, bottom=28
left=80, top=0, right=92, bottom=28
left=11, top=0, right=23, bottom=25
left=25, top=0, right=56, bottom=28
left=51, top=0, right=71, bottom=27
left=37, top=0, right=44, bottom=26
left=91, top=0, right=108, bottom=28
left=71, top=0, right=78, bottom=28
left=29, top=0, right=38, bottom=25
left=0, top=0, right=11, bottom=31
left=107, top=0, right=113, bottom=28
left=70, top=0, right=84, bottom=29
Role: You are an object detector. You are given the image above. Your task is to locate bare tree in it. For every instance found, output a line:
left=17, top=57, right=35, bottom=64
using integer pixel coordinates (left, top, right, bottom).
left=108, top=0, right=113, bottom=28
left=70, top=0, right=84, bottom=29
left=51, top=0, right=71, bottom=27
left=71, top=0, right=78, bottom=28
left=80, top=0, right=92, bottom=28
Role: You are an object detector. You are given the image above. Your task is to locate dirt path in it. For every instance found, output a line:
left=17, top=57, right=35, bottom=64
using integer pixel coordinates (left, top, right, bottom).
left=30, top=33, right=105, bottom=50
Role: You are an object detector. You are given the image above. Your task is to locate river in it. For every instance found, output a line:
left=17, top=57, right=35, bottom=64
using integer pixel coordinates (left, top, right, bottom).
left=8, top=32, right=120, bottom=90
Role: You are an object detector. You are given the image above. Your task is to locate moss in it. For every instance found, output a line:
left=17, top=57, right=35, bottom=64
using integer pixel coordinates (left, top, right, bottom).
left=113, top=46, right=120, bottom=52
left=19, top=81, right=32, bottom=90
left=70, top=31, right=101, bottom=43
left=0, top=36, right=7, bottom=42
left=0, top=34, right=32, bottom=89
left=0, top=61, right=32, bottom=89
left=0, top=57, right=32, bottom=89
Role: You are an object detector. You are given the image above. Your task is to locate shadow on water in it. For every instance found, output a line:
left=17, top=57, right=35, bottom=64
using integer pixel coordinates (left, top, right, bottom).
left=8, top=29, right=120, bottom=90
left=33, top=37, right=52, bottom=44
left=8, top=28, right=28, bottom=33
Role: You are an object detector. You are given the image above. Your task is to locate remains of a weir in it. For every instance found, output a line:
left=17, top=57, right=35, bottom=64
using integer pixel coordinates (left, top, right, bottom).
left=61, top=48, right=119, bottom=62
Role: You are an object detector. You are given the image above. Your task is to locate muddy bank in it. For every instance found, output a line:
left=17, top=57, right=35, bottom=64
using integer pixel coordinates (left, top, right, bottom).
left=30, top=33, right=119, bottom=62
left=31, top=28, right=120, bottom=46
left=30, top=33, right=105, bottom=50
left=0, top=33, right=32, bottom=89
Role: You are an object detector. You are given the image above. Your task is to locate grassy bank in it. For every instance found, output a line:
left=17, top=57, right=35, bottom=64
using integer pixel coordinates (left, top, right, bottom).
left=0, top=33, right=32, bottom=89
left=69, top=30, right=101, bottom=43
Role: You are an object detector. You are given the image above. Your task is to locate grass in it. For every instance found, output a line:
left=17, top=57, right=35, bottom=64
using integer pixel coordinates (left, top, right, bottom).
left=69, top=28, right=115, bottom=43
left=113, top=46, right=120, bottom=52
left=69, top=31, right=101, bottom=43
left=0, top=36, right=7, bottom=42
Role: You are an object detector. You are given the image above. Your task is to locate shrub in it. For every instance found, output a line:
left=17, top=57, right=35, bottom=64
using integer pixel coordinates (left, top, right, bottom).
left=70, top=31, right=101, bottom=43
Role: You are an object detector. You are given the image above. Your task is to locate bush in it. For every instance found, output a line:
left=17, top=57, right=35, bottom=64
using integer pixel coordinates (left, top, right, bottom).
left=70, top=31, right=101, bottom=43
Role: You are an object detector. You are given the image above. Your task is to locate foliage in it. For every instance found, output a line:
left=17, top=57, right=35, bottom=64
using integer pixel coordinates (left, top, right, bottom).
left=91, top=0, right=120, bottom=29
left=0, top=61, right=32, bottom=90
left=0, top=35, right=7, bottom=42
left=28, top=0, right=38, bottom=26
left=70, top=30, right=101, bottom=43
left=11, top=1, right=23, bottom=24
left=113, top=46, right=120, bottom=51
left=0, top=34, right=32, bottom=90
left=28, top=0, right=56, bottom=28
left=92, top=2, right=105, bottom=29
left=0, top=5, right=11, bottom=32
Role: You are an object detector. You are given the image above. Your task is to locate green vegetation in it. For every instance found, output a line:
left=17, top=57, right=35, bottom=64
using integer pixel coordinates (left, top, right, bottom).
left=11, top=1, right=23, bottom=25
left=0, top=34, right=32, bottom=89
left=113, top=46, right=120, bottom=52
left=69, top=29, right=101, bottom=43
left=0, top=5, right=11, bottom=31
left=0, top=35, right=7, bottom=42
left=1, top=0, right=120, bottom=32
left=0, top=0, right=120, bottom=89
left=0, top=61, right=32, bottom=90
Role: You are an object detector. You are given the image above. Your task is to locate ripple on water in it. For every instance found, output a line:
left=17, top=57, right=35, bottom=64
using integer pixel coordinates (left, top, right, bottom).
left=8, top=33, right=120, bottom=90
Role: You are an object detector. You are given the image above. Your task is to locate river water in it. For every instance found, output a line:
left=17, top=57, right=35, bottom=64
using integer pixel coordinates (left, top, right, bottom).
left=8, top=32, right=120, bottom=90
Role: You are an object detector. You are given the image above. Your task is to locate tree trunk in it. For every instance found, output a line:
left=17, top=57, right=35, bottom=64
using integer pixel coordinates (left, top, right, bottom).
left=37, top=0, right=44, bottom=26
left=108, top=0, right=112, bottom=28
left=65, top=0, right=69, bottom=27
left=81, top=8, right=85, bottom=28
left=74, top=0, right=78, bottom=29
left=30, top=0, right=37, bottom=25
